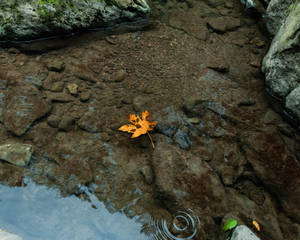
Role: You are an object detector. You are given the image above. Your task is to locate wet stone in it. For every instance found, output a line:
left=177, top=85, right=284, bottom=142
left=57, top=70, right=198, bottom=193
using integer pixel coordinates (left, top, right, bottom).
left=244, top=130, right=300, bottom=222
left=51, top=81, right=64, bottom=92
left=26, top=73, right=48, bottom=88
left=75, top=73, right=97, bottom=83
left=188, top=117, right=201, bottom=124
left=58, top=115, right=75, bottom=131
left=173, top=128, right=192, bottom=150
left=250, top=60, right=261, bottom=68
left=7, top=48, right=20, bottom=54
left=232, top=38, right=247, bottom=47
left=46, top=91, right=75, bottom=102
left=219, top=8, right=232, bottom=16
left=256, top=40, right=265, bottom=48
left=207, top=58, right=230, bottom=72
left=152, top=142, right=227, bottom=212
left=0, top=162, right=23, bottom=186
left=47, top=115, right=61, bottom=128
left=183, top=97, right=208, bottom=117
left=207, top=18, right=226, bottom=32
left=263, top=110, right=281, bottom=124
left=0, top=143, right=33, bottom=167
left=207, top=17, right=240, bottom=33
left=225, top=1, right=233, bottom=8
left=67, top=83, right=78, bottom=95
left=110, top=69, right=127, bottom=82
left=80, top=91, right=91, bottom=102
left=3, top=90, right=51, bottom=136
left=78, top=111, right=102, bottom=133
left=45, top=60, right=65, bottom=73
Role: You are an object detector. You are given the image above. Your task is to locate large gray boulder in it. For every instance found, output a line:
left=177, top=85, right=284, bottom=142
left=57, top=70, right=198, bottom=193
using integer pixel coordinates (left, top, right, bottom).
left=265, top=0, right=291, bottom=36
left=262, top=0, right=300, bottom=121
left=0, top=0, right=150, bottom=41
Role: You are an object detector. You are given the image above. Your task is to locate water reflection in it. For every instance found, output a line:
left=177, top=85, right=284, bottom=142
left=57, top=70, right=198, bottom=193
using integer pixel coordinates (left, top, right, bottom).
left=144, top=209, right=200, bottom=240
left=0, top=180, right=148, bottom=240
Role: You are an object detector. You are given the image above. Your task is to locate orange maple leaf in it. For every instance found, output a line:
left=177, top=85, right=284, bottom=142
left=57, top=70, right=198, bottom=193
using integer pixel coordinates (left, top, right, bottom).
left=119, top=110, right=157, bottom=148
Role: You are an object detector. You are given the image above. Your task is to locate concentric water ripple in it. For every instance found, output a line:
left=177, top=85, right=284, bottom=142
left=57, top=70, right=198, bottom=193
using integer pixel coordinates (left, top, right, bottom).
left=146, top=209, right=200, bottom=240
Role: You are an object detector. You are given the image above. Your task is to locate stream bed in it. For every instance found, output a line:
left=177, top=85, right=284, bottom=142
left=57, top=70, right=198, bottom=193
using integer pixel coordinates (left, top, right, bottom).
left=0, top=0, right=300, bottom=240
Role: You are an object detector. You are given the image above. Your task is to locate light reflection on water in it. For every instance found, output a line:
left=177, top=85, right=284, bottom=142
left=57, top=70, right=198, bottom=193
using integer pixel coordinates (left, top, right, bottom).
left=0, top=180, right=148, bottom=240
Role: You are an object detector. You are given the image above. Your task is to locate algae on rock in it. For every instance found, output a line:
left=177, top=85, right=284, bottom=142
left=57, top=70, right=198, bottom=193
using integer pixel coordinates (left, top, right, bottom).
left=0, top=0, right=150, bottom=40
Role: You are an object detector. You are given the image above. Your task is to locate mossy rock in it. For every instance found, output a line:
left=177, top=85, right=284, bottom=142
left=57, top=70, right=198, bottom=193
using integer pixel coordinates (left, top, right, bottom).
left=0, top=0, right=150, bottom=41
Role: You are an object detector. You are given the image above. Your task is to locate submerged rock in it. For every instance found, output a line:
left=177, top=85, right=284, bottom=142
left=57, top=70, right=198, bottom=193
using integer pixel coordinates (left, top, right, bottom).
left=243, top=129, right=300, bottom=222
left=152, top=142, right=227, bottom=214
left=0, top=0, right=150, bottom=41
left=155, top=107, right=194, bottom=150
left=262, top=0, right=300, bottom=120
left=0, top=143, right=33, bottom=167
left=3, top=88, right=51, bottom=136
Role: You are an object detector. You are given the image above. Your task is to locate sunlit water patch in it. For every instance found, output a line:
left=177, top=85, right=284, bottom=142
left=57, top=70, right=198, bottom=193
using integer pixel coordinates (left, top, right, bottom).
left=0, top=180, right=148, bottom=240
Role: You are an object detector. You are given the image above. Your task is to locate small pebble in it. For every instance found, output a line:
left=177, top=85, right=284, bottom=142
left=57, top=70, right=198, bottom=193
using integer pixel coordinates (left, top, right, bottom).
left=250, top=60, right=261, bottom=68
left=47, top=115, right=61, bottom=128
left=51, top=82, right=64, bottom=92
left=67, top=83, right=78, bottom=95
left=256, top=40, right=265, bottom=48
left=8, top=48, right=20, bottom=54
left=46, top=61, right=65, bottom=73
left=225, top=1, right=233, bottom=8
left=58, top=115, right=75, bottom=131
left=112, top=69, right=127, bottom=82
left=80, top=91, right=91, bottom=102
left=188, top=117, right=201, bottom=124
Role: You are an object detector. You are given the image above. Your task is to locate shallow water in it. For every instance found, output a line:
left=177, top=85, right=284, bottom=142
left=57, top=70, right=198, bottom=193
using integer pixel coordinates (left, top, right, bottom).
left=0, top=180, right=147, bottom=240
left=0, top=0, right=299, bottom=239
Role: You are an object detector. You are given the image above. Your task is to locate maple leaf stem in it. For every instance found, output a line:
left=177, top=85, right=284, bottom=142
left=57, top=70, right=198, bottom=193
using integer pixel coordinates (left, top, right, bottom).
left=147, top=132, right=155, bottom=149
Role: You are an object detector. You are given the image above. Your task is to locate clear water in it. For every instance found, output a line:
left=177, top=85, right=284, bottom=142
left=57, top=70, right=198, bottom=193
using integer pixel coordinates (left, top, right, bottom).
left=0, top=180, right=148, bottom=240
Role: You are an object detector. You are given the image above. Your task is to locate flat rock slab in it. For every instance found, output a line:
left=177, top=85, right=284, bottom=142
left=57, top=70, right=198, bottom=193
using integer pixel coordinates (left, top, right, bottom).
left=0, top=143, right=33, bottom=167
left=3, top=89, right=51, bottom=136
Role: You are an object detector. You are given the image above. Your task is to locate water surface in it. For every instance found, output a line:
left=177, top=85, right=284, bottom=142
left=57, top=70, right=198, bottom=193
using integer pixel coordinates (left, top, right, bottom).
left=0, top=180, right=147, bottom=240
